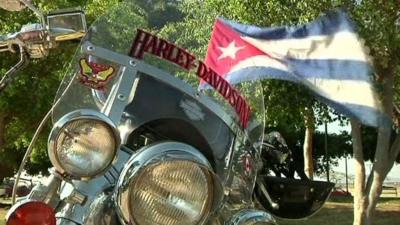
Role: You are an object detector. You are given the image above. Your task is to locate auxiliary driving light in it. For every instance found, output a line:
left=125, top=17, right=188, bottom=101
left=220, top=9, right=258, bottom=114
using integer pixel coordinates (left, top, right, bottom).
left=48, top=109, right=120, bottom=180
left=115, top=142, right=223, bottom=225
left=6, top=200, right=56, bottom=225
left=227, top=209, right=276, bottom=225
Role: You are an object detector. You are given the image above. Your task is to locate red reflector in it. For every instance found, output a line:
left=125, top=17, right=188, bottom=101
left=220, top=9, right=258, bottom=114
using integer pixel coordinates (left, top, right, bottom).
left=6, top=201, right=56, bottom=225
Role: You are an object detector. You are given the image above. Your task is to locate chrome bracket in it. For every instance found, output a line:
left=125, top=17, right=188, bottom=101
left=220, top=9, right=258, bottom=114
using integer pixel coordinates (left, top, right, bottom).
left=81, top=41, right=139, bottom=125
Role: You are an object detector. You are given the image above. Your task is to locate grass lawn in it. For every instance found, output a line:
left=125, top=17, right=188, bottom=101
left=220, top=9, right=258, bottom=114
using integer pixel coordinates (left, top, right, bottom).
left=0, top=207, right=5, bottom=225
left=0, top=197, right=398, bottom=225
left=278, top=197, right=400, bottom=225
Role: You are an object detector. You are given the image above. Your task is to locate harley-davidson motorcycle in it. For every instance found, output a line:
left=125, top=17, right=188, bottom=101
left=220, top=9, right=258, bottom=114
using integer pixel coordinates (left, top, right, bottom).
left=1, top=1, right=334, bottom=224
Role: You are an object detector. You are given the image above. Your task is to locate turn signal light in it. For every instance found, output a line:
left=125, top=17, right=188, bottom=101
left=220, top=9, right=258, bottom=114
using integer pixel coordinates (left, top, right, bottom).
left=6, top=200, right=56, bottom=225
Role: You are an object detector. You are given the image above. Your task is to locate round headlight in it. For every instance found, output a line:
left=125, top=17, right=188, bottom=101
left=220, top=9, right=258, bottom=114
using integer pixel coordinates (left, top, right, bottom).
left=115, top=142, right=223, bottom=225
left=130, top=160, right=213, bottom=225
left=48, top=110, right=120, bottom=180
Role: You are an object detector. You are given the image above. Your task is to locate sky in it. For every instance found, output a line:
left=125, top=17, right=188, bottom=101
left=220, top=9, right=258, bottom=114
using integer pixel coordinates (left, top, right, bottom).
left=317, top=120, right=400, bottom=183
left=332, top=157, right=400, bottom=182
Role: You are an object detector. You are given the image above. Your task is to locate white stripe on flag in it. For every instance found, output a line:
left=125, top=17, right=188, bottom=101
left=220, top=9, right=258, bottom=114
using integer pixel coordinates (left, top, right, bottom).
left=241, top=31, right=370, bottom=61
left=230, top=55, right=289, bottom=73
left=306, top=78, right=381, bottom=109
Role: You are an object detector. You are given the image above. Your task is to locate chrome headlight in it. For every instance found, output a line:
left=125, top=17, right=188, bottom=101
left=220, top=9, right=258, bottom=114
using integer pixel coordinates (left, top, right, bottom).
left=115, top=142, right=223, bottom=225
left=228, top=209, right=276, bottom=225
left=48, top=109, right=120, bottom=180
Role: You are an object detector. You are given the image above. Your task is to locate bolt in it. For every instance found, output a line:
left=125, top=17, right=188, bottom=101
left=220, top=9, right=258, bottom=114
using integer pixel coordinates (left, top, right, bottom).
left=87, top=46, right=94, bottom=51
left=118, top=94, right=126, bottom=101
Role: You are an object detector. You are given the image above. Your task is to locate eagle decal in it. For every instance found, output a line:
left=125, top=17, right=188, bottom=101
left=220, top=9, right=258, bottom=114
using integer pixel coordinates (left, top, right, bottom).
left=78, top=58, right=115, bottom=90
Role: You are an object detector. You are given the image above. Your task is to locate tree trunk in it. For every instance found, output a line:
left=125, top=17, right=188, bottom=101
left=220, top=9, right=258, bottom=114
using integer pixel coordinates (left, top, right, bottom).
left=363, top=128, right=396, bottom=225
left=351, top=122, right=395, bottom=225
left=351, top=119, right=368, bottom=225
left=365, top=169, right=386, bottom=225
left=362, top=60, right=396, bottom=225
left=303, top=107, right=314, bottom=180
left=351, top=53, right=397, bottom=225
left=0, top=111, right=13, bottom=182
left=362, top=139, right=398, bottom=225
left=303, top=126, right=313, bottom=179
left=0, top=112, right=6, bottom=149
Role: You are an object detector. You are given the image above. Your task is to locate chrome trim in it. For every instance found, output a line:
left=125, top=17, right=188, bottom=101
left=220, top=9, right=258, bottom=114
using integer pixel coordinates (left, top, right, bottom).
left=83, top=191, right=119, bottom=225
left=91, top=88, right=107, bottom=109
left=227, top=209, right=276, bottom=225
left=27, top=171, right=61, bottom=208
left=64, top=189, right=87, bottom=205
left=256, top=179, right=279, bottom=210
left=57, top=219, right=80, bottom=225
left=55, top=149, right=131, bottom=224
left=114, top=141, right=224, bottom=225
left=82, top=42, right=139, bottom=125
left=48, top=109, right=121, bottom=180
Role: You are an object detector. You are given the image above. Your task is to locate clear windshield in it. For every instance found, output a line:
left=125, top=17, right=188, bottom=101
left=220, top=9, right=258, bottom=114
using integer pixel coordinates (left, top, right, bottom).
left=53, top=0, right=265, bottom=144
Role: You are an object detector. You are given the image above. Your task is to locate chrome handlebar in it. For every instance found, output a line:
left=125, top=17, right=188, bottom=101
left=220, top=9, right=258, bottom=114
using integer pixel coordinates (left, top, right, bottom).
left=0, top=8, right=87, bottom=94
left=0, top=33, right=20, bottom=53
left=0, top=25, right=52, bottom=93
left=0, top=23, right=55, bottom=57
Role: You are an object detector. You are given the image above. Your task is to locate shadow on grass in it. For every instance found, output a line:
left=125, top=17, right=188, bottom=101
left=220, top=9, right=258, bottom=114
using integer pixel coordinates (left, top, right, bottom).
left=277, top=197, right=400, bottom=225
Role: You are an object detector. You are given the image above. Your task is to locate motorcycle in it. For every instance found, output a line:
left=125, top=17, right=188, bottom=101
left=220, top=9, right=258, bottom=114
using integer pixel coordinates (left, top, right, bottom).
left=1, top=1, right=334, bottom=225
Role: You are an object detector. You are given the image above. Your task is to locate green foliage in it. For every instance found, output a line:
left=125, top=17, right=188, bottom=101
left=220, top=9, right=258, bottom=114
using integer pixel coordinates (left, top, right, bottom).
left=1, top=0, right=400, bottom=175
left=0, top=0, right=183, bottom=175
left=313, top=131, right=352, bottom=174
left=349, top=0, right=400, bottom=72
left=163, top=0, right=400, bottom=167
left=0, top=0, right=124, bottom=175
left=358, top=127, right=400, bottom=163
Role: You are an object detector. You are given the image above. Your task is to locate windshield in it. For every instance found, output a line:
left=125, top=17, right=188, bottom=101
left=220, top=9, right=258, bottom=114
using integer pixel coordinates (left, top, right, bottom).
left=53, top=0, right=265, bottom=144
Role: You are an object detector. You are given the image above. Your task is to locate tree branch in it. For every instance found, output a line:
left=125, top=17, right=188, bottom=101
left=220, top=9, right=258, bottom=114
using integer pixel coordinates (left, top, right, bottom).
left=390, top=132, right=400, bottom=159
left=392, top=102, right=400, bottom=127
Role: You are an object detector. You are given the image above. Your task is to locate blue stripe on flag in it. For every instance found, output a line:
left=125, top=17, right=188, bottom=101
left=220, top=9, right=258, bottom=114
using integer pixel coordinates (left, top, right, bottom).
left=314, top=95, right=392, bottom=128
left=226, top=59, right=372, bottom=83
left=288, top=59, right=373, bottom=81
left=225, top=67, right=391, bottom=127
left=220, top=10, right=354, bottom=40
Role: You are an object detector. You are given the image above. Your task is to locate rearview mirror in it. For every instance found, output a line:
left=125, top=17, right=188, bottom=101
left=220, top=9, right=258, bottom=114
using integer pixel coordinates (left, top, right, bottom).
left=0, top=0, right=28, bottom=11
left=46, top=9, right=87, bottom=41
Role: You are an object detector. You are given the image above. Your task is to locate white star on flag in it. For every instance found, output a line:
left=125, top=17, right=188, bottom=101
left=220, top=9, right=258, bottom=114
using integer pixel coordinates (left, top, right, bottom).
left=218, top=41, right=244, bottom=60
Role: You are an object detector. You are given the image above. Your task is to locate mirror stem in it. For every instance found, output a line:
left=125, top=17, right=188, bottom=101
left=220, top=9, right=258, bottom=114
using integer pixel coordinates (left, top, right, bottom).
left=0, top=45, right=29, bottom=94
left=257, top=179, right=279, bottom=210
left=20, top=0, right=45, bottom=27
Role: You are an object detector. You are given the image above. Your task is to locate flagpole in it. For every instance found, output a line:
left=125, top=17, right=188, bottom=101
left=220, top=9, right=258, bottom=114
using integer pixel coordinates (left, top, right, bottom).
left=345, top=156, right=349, bottom=193
left=324, top=121, right=330, bottom=182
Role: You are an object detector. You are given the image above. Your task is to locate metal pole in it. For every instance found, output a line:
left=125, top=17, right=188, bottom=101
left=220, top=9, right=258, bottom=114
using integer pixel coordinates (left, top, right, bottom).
left=345, top=156, right=349, bottom=193
left=324, top=122, right=330, bottom=182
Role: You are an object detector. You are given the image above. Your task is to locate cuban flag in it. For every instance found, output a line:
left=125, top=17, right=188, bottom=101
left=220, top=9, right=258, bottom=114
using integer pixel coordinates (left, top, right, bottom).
left=204, top=10, right=390, bottom=127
